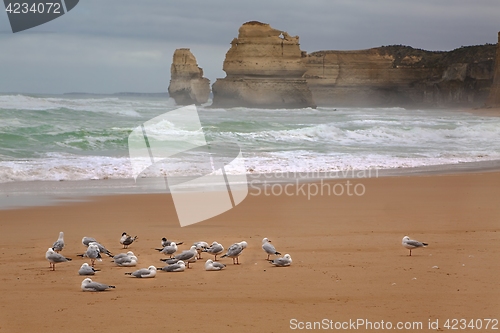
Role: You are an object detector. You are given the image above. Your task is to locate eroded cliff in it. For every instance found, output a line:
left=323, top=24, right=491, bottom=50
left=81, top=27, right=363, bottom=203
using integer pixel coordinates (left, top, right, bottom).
left=304, top=44, right=496, bottom=107
left=485, top=32, right=500, bottom=107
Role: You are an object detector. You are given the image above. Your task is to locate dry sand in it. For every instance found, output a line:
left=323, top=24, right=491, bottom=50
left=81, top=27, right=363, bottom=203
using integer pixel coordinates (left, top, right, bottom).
left=0, top=172, right=499, bottom=332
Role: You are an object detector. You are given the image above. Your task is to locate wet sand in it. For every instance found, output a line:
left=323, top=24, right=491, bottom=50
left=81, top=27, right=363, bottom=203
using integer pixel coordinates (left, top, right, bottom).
left=0, top=171, right=499, bottom=332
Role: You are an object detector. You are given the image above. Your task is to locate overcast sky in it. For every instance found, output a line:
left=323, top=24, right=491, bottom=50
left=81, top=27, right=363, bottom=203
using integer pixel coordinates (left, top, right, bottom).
left=0, top=0, right=498, bottom=94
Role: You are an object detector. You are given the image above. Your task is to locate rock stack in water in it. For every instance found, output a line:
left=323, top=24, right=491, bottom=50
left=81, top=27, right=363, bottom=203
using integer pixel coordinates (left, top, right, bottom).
left=168, top=48, right=210, bottom=105
left=485, top=32, right=500, bottom=107
left=211, top=21, right=315, bottom=109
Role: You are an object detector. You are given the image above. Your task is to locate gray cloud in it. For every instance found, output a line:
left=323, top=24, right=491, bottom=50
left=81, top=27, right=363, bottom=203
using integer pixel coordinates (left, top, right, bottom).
left=0, top=0, right=498, bottom=93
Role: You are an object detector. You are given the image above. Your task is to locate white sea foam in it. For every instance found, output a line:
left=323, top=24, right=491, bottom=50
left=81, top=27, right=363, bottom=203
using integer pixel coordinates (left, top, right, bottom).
left=1, top=95, right=500, bottom=183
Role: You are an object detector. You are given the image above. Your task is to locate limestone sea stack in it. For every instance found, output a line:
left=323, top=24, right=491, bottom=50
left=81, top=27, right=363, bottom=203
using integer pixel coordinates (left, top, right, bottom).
left=211, top=21, right=315, bottom=109
left=485, top=32, right=500, bottom=107
left=168, top=48, right=210, bottom=105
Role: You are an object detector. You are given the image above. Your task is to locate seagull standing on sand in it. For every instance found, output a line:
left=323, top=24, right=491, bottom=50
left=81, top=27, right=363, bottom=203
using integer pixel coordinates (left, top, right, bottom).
left=172, top=246, right=197, bottom=268
left=155, top=242, right=178, bottom=258
left=262, top=238, right=281, bottom=260
left=402, top=236, right=428, bottom=256
left=78, top=243, right=101, bottom=267
left=125, top=266, right=157, bottom=278
left=46, top=248, right=72, bottom=271
left=81, top=278, right=115, bottom=292
left=157, top=260, right=186, bottom=272
left=221, top=241, right=247, bottom=265
left=269, top=254, right=292, bottom=267
left=78, top=263, right=99, bottom=275
left=52, top=231, right=65, bottom=252
left=120, top=232, right=138, bottom=249
left=205, top=259, right=226, bottom=271
left=193, top=241, right=209, bottom=259
left=203, top=241, right=224, bottom=261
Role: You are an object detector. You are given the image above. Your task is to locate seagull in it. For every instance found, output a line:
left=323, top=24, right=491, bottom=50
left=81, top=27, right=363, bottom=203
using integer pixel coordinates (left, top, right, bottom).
left=155, top=242, right=178, bottom=258
left=82, top=236, right=100, bottom=247
left=77, top=243, right=101, bottom=267
left=269, top=254, right=292, bottom=267
left=221, top=241, right=247, bottom=265
left=161, top=237, right=183, bottom=247
left=159, top=258, right=180, bottom=265
left=78, top=263, right=99, bottom=275
left=120, top=232, right=138, bottom=249
left=81, top=278, right=115, bottom=292
left=81, top=237, right=113, bottom=257
left=402, top=236, right=428, bottom=256
left=262, top=238, right=281, bottom=260
left=157, top=260, right=186, bottom=272
left=46, top=248, right=72, bottom=271
left=193, top=241, right=209, bottom=259
left=172, top=246, right=197, bottom=268
left=203, top=241, right=224, bottom=261
left=205, top=259, right=226, bottom=271
left=112, top=251, right=138, bottom=267
left=52, top=231, right=65, bottom=252
left=125, top=265, right=157, bottom=278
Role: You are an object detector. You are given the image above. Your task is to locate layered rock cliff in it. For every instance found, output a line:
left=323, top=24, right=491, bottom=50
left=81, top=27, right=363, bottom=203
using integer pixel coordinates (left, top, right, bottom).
left=304, top=44, right=496, bottom=107
left=211, top=21, right=315, bottom=109
left=485, top=32, right=500, bottom=107
left=168, top=48, right=210, bottom=105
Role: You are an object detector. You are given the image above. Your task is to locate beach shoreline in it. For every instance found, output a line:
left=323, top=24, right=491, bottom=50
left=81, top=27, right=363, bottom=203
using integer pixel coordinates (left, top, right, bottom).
left=2, top=158, right=500, bottom=210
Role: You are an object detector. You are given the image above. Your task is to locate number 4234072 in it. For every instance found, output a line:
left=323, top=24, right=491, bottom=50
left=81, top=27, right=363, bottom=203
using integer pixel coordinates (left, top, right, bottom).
left=5, top=2, right=62, bottom=14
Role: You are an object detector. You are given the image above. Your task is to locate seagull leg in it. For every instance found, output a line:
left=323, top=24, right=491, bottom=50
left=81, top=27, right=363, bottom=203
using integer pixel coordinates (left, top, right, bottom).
left=409, top=250, right=412, bottom=256
left=267, top=254, right=270, bottom=260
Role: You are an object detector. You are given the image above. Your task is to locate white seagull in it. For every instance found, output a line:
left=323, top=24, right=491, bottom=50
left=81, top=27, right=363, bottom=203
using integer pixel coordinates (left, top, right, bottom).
left=112, top=251, right=138, bottom=267
left=172, top=246, right=197, bottom=268
left=221, top=241, right=247, bottom=265
left=80, top=243, right=102, bottom=267
left=46, top=248, right=72, bottom=271
left=157, top=260, right=186, bottom=272
left=193, top=241, right=209, bottom=259
left=205, top=259, right=226, bottom=271
left=52, top=231, right=65, bottom=252
left=155, top=242, right=178, bottom=258
left=262, top=238, right=281, bottom=260
left=125, top=266, right=157, bottom=278
left=203, top=241, right=224, bottom=261
left=81, top=278, right=115, bottom=292
left=81, top=237, right=113, bottom=257
left=269, top=254, right=292, bottom=267
left=78, top=263, right=99, bottom=275
left=402, top=236, right=428, bottom=256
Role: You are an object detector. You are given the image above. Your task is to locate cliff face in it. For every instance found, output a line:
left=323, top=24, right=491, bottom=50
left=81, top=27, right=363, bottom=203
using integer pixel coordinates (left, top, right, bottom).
left=485, top=32, right=500, bottom=107
left=304, top=44, right=496, bottom=107
left=168, top=48, right=210, bottom=105
left=211, top=21, right=315, bottom=109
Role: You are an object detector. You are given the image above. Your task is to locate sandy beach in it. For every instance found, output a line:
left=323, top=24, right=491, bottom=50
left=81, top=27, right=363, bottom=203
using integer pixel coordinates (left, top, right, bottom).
left=0, top=170, right=499, bottom=332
